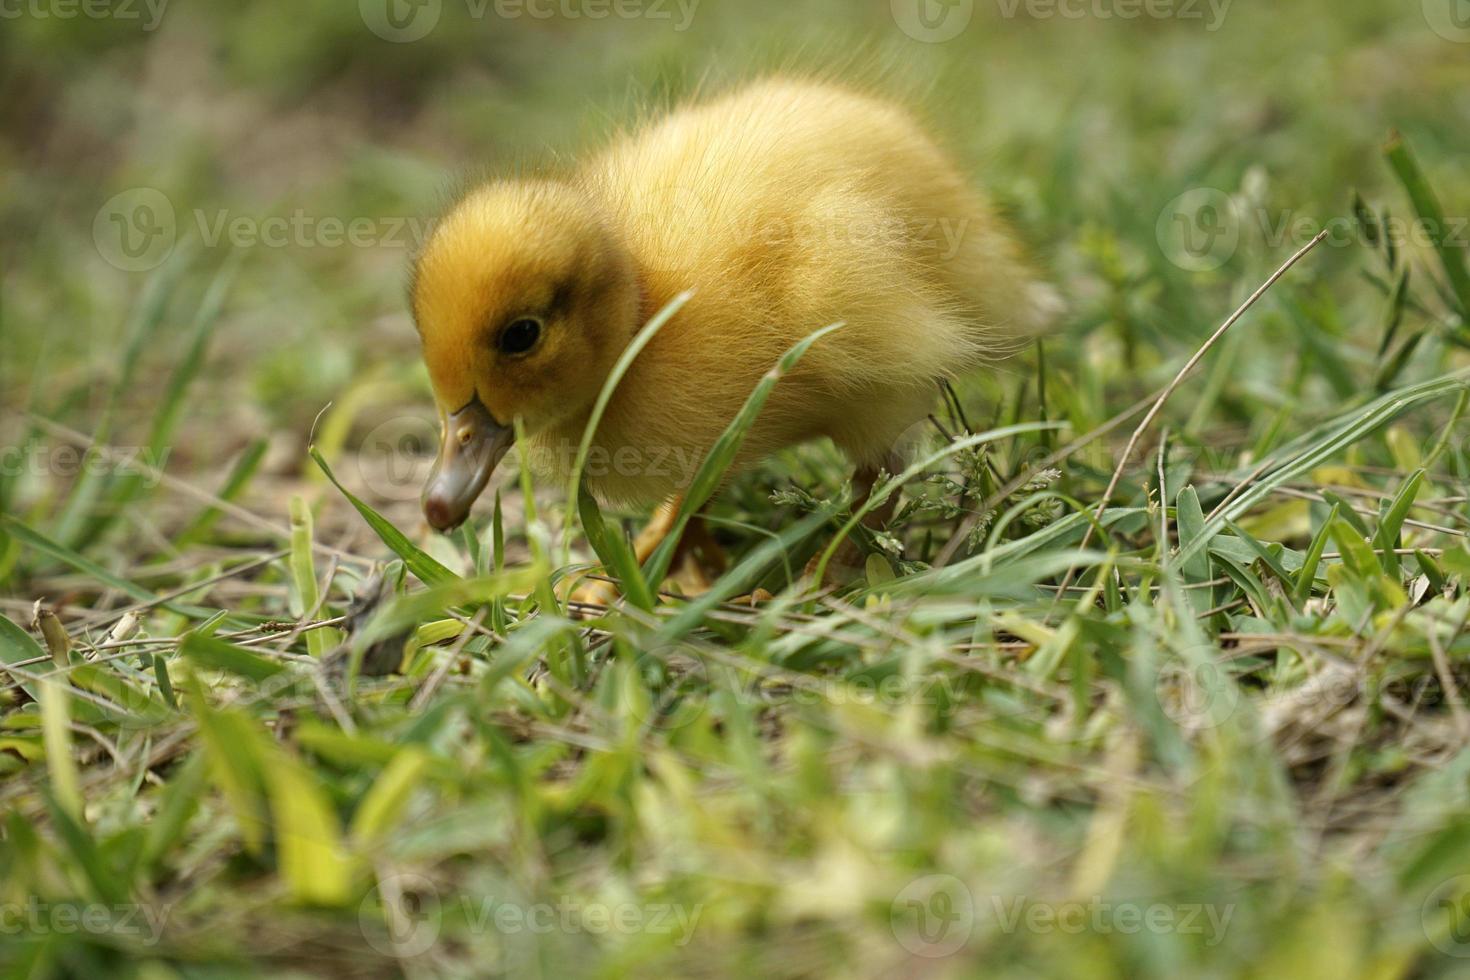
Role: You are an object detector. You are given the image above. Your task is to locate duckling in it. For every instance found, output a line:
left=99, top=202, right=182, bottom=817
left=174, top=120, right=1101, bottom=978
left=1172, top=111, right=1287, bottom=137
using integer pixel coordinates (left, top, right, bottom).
left=414, top=78, right=1057, bottom=583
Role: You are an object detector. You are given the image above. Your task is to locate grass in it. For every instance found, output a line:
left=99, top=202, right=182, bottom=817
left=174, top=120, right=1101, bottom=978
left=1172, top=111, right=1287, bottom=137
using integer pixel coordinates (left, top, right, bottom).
left=3, top=2, right=1470, bottom=977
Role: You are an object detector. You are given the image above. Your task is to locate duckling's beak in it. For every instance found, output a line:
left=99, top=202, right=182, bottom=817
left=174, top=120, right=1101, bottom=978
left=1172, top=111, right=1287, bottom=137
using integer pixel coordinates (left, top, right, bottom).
left=422, top=397, right=513, bottom=532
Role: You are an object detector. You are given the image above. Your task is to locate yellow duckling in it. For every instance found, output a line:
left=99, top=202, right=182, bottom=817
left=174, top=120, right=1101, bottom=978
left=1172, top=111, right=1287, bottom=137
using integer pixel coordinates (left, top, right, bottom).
left=414, top=78, right=1056, bottom=577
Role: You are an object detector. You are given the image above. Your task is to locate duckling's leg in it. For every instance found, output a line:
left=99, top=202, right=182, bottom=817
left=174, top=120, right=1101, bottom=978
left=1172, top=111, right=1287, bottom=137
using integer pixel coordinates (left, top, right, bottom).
left=628, top=496, right=680, bottom=563
left=571, top=496, right=727, bottom=609
left=627, top=496, right=727, bottom=595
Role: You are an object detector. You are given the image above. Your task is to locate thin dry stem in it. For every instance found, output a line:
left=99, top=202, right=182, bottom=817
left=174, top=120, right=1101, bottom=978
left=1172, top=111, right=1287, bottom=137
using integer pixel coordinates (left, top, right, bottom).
left=1052, top=229, right=1330, bottom=602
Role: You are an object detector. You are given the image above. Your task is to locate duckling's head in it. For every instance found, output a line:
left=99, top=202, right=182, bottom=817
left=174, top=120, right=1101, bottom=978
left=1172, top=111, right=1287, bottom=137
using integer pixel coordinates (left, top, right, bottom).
left=412, top=180, right=639, bottom=531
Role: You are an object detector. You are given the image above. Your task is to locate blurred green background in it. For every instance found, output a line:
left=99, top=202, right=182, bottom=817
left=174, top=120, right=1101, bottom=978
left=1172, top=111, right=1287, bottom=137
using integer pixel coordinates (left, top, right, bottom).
left=3, top=0, right=1466, bottom=483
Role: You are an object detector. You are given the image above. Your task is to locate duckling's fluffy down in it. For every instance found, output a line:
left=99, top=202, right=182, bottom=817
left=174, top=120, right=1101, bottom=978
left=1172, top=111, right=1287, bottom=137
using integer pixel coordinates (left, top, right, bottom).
left=435, top=79, right=1059, bottom=504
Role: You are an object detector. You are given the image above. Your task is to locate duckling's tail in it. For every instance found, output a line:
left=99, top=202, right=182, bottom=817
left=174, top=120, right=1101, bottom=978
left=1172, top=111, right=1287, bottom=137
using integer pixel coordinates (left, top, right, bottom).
left=937, top=196, right=1064, bottom=357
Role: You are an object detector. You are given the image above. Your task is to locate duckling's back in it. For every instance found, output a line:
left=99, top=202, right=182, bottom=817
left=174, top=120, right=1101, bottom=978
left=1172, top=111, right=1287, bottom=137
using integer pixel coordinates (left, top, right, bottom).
left=571, top=79, right=1056, bottom=496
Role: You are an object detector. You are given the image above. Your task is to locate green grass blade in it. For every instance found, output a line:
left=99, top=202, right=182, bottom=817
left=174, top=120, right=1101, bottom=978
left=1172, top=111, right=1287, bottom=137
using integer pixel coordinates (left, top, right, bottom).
left=52, top=255, right=189, bottom=548
left=1223, top=518, right=1293, bottom=588
left=44, top=788, right=129, bottom=904
left=490, top=490, right=508, bottom=634
left=658, top=508, right=832, bottom=642
left=1293, top=501, right=1340, bottom=604
left=0, top=612, right=49, bottom=703
left=644, top=322, right=843, bottom=586
left=1175, top=486, right=1212, bottom=613
left=89, top=254, right=240, bottom=541
left=350, top=573, right=535, bottom=653
left=146, top=254, right=241, bottom=455
left=349, top=746, right=431, bottom=846
left=0, top=513, right=211, bottom=617
left=1385, top=132, right=1470, bottom=322
left=258, top=739, right=355, bottom=906
left=919, top=506, right=1149, bottom=589
left=288, top=495, right=340, bottom=656
left=565, top=291, right=691, bottom=553
left=815, top=421, right=1062, bottom=584
left=180, top=633, right=289, bottom=684
left=1320, top=490, right=1370, bottom=536
left=1371, top=468, right=1424, bottom=579
left=578, top=484, right=654, bottom=612
left=141, top=751, right=207, bottom=868
left=40, top=679, right=81, bottom=822
left=309, top=446, right=457, bottom=587
left=1176, top=370, right=1469, bottom=567
left=69, top=663, right=172, bottom=727
left=184, top=689, right=269, bottom=855
left=1329, top=516, right=1381, bottom=580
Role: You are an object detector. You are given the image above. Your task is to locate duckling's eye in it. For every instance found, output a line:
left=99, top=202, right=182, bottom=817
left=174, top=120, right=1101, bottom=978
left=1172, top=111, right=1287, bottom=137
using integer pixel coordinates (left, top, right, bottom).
left=497, top=317, right=541, bottom=356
